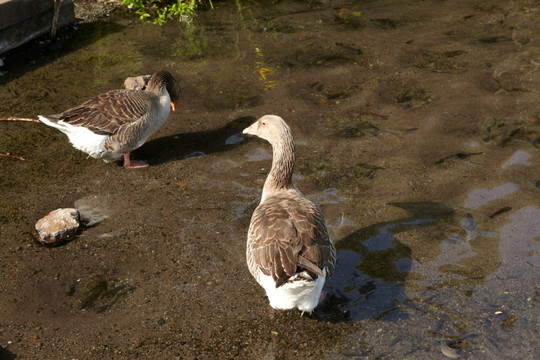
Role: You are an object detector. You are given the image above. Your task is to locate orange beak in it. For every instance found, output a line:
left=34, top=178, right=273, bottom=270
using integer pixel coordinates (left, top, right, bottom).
left=170, top=101, right=177, bottom=112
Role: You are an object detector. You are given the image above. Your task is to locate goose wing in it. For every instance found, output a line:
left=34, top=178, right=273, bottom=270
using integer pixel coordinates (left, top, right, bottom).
left=247, top=196, right=336, bottom=288
left=58, top=89, right=151, bottom=135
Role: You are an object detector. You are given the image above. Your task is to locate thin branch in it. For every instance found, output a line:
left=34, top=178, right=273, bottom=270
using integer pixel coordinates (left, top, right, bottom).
left=0, top=153, right=25, bottom=161
left=0, top=117, right=41, bottom=123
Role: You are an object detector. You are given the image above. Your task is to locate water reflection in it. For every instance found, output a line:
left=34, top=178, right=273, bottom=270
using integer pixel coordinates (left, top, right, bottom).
left=307, top=188, right=346, bottom=205
left=501, top=150, right=532, bottom=168
left=244, top=147, right=272, bottom=162
left=323, top=187, right=539, bottom=358
left=498, top=206, right=540, bottom=265
left=224, top=133, right=244, bottom=145
left=326, top=215, right=355, bottom=240
left=455, top=215, right=496, bottom=241
left=319, top=202, right=454, bottom=322
left=464, top=183, right=518, bottom=209
left=211, top=159, right=238, bottom=173
left=184, top=151, right=206, bottom=159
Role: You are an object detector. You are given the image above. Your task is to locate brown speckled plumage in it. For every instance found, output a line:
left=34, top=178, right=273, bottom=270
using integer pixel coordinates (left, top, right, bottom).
left=39, top=70, right=180, bottom=168
left=243, top=115, right=336, bottom=312
left=247, top=194, right=336, bottom=287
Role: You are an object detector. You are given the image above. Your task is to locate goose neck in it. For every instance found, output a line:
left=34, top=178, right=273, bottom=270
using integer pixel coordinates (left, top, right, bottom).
left=264, top=136, right=296, bottom=193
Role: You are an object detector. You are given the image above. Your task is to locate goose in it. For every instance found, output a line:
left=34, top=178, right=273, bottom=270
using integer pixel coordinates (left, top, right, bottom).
left=243, top=115, right=336, bottom=314
left=38, top=70, right=181, bottom=168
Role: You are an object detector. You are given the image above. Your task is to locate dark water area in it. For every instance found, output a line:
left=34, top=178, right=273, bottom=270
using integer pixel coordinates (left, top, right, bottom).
left=1, top=0, right=539, bottom=358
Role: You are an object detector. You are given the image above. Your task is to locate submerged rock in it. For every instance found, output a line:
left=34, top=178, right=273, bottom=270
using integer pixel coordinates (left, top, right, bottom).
left=35, top=208, right=80, bottom=246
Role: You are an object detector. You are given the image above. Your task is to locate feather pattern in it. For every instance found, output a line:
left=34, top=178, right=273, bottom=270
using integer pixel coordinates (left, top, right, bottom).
left=38, top=70, right=181, bottom=168
left=243, top=115, right=336, bottom=313
left=247, top=195, right=336, bottom=286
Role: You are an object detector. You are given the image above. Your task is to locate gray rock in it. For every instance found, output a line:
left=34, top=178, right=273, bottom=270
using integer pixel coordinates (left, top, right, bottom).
left=35, top=208, right=80, bottom=246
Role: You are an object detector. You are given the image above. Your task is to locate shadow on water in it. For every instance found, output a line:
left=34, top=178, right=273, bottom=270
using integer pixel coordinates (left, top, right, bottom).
left=78, top=275, right=134, bottom=313
left=0, top=20, right=125, bottom=86
left=0, top=346, right=15, bottom=360
left=316, top=201, right=454, bottom=323
left=137, top=116, right=255, bottom=165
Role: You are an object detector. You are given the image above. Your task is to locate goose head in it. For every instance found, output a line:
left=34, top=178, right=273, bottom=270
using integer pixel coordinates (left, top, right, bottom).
left=243, top=115, right=292, bottom=146
left=147, top=70, right=181, bottom=112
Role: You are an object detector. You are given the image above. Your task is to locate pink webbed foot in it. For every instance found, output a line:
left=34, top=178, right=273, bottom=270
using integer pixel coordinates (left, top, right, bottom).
left=122, top=152, right=149, bottom=169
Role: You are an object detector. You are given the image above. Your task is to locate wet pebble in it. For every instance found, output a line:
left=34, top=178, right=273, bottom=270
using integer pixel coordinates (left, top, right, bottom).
left=245, top=147, right=271, bottom=162
left=35, top=208, right=80, bottom=246
left=184, top=151, right=205, bottom=159
left=441, top=341, right=461, bottom=359
left=211, top=159, right=238, bottom=173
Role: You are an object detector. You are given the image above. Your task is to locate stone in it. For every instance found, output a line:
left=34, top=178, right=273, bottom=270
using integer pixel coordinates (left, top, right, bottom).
left=35, top=208, right=80, bottom=246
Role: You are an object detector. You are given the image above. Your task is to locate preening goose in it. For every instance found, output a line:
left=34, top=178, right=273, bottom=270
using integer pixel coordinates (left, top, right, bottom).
left=38, top=70, right=181, bottom=168
left=243, top=115, right=336, bottom=313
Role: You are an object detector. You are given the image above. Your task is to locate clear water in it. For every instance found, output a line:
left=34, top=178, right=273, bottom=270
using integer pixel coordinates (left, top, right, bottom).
left=1, top=0, right=539, bottom=358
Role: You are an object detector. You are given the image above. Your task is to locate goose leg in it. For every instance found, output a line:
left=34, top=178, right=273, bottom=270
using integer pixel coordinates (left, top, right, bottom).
left=318, top=290, right=328, bottom=305
left=122, top=152, right=149, bottom=169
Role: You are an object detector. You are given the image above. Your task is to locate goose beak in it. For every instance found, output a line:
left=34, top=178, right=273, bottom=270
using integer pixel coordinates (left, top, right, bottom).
left=170, top=101, right=177, bottom=112
left=242, top=122, right=258, bottom=136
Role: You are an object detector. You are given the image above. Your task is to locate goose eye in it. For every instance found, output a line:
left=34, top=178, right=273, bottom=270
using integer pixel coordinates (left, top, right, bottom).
left=261, top=122, right=266, bottom=126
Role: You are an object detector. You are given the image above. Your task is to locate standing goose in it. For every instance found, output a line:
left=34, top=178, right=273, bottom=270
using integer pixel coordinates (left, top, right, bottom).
left=38, top=70, right=181, bottom=168
left=243, top=115, right=336, bottom=313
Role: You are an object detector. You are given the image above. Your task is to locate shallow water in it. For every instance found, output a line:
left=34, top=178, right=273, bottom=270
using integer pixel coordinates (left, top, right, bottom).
left=1, top=0, right=539, bottom=359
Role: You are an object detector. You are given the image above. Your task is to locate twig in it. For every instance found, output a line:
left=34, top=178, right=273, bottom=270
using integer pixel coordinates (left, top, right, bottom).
left=368, top=112, right=389, bottom=120
left=0, top=153, right=25, bottom=161
left=0, top=117, right=41, bottom=123
left=1, top=117, right=39, bottom=161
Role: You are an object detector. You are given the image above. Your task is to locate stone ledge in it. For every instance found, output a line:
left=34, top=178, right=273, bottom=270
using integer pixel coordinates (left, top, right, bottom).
left=0, top=0, right=75, bottom=54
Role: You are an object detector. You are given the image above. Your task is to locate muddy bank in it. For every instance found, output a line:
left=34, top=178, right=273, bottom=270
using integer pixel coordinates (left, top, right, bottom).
left=1, top=0, right=539, bottom=359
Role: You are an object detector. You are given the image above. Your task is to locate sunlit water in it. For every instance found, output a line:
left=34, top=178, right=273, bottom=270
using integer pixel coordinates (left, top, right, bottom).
left=231, top=142, right=539, bottom=358
left=321, top=173, right=539, bottom=358
left=1, top=0, right=539, bottom=358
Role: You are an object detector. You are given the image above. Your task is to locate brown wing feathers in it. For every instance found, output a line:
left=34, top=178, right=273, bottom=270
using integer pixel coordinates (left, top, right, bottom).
left=250, top=196, right=333, bottom=288
left=59, top=90, right=150, bottom=135
left=297, top=255, right=324, bottom=278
